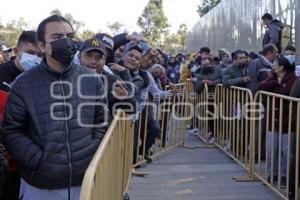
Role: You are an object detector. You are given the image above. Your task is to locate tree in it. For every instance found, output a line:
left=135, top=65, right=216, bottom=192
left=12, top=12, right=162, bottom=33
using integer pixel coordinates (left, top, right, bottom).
left=107, top=21, right=124, bottom=35
left=49, top=9, right=85, bottom=33
left=137, top=0, right=169, bottom=47
left=176, top=23, right=188, bottom=50
left=50, top=9, right=62, bottom=16
left=197, top=0, right=221, bottom=17
left=0, top=17, right=29, bottom=47
left=80, top=29, right=96, bottom=40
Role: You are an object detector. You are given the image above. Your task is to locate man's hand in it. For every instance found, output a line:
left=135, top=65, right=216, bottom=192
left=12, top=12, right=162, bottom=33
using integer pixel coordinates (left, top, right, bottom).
left=112, top=80, right=129, bottom=100
left=108, top=63, right=126, bottom=72
left=243, top=76, right=252, bottom=83
left=126, top=34, right=141, bottom=44
left=202, top=79, right=214, bottom=85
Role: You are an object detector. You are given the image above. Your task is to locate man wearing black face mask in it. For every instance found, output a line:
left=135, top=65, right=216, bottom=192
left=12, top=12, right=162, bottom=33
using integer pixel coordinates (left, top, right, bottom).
left=1, top=15, right=108, bottom=200
left=195, top=57, right=222, bottom=144
left=223, top=49, right=252, bottom=87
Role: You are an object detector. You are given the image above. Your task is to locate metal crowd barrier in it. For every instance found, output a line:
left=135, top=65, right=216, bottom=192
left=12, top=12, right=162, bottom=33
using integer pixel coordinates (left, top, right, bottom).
left=80, top=110, right=134, bottom=200
left=214, top=84, right=255, bottom=178
left=133, top=83, right=187, bottom=167
left=253, top=90, right=300, bottom=200
left=186, top=80, right=209, bottom=145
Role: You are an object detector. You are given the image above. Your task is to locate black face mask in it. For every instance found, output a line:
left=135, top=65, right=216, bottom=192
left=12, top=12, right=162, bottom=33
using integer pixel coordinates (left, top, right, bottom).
left=202, top=66, right=212, bottom=73
left=238, top=63, right=247, bottom=68
left=50, top=38, right=77, bottom=66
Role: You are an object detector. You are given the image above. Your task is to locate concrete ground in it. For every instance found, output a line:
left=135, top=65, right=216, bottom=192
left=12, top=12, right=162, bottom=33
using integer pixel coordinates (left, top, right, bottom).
left=128, top=134, right=280, bottom=200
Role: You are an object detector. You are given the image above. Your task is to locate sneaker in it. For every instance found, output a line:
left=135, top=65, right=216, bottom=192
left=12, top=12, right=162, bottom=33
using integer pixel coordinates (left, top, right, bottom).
left=188, top=128, right=199, bottom=136
left=224, top=141, right=231, bottom=151
left=208, top=131, right=213, bottom=140
left=267, top=175, right=278, bottom=183
left=145, top=155, right=153, bottom=163
left=208, top=137, right=215, bottom=145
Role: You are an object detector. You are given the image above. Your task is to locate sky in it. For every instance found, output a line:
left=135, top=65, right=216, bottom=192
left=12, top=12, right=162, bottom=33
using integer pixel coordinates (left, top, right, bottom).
left=0, top=0, right=200, bottom=34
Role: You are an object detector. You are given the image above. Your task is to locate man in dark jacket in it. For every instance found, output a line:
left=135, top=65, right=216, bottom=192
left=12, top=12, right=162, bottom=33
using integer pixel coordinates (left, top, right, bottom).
left=247, top=44, right=278, bottom=93
left=0, top=31, right=41, bottom=200
left=1, top=15, right=108, bottom=199
left=195, top=57, right=222, bottom=144
left=78, top=37, right=137, bottom=117
left=223, top=49, right=252, bottom=87
left=262, top=13, right=284, bottom=53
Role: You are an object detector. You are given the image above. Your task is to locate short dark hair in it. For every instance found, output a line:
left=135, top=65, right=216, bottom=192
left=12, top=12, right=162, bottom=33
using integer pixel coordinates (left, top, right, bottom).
left=261, top=44, right=277, bottom=56
left=262, top=13, right=273, bottom=21
left=37, top=15, right=74, bottom=43
left=249, top=52, right=259, bottom=60
left=284, top=45, right=296, bottom=52
left=17, top=31, right=37, bottom=48
left=232, top=49, right=246, bottom=60
left=277, top=54, right=295, bottom=71
left=199, top=46, right=211, bottom=54
left=126, top=45, right=143, bottom=55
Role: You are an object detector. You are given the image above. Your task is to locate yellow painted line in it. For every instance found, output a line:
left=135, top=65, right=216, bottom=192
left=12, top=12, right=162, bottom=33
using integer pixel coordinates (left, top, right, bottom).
left=163, top=178, right=195, bottom=186
left=175, top=189, right=193, bottom=196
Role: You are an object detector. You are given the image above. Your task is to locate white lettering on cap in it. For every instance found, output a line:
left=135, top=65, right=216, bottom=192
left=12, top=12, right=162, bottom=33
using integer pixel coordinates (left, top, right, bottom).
left=102, top=36, right=114, bottom=49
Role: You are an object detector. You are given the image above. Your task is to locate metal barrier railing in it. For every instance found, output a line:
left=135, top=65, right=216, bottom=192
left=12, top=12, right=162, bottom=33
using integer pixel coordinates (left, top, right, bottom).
left=80, top=110, right=133, bottom=200
left=253, top=90, right=300, bottom=200
left=133, top=83, right=187, bottom=167
left=214, top=84, right=255, bottom=178
left=187, top=80, right=209, bottom=145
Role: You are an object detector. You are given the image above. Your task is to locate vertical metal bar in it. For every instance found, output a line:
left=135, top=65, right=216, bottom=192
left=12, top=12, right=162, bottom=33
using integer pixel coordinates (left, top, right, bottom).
left=286, top=101, right=292, bottom=198
left=265, top=96, right=270, bottom=180
left=270, top=96, right=276, bottom=185
left=237, top=90, right=240, bottom=160
left=245, top=93, right=249, bottom=166
left=277, top=98, right=283, bottom=191
left=241, top=92, right=244, bottom=162
left=232, top=89, right=236, bottom=156
left=258, top=94, right=262, bottom=176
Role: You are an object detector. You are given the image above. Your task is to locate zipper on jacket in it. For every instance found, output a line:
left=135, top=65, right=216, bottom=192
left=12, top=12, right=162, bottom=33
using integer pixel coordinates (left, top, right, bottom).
left=59, top=76, right=72, bottom=200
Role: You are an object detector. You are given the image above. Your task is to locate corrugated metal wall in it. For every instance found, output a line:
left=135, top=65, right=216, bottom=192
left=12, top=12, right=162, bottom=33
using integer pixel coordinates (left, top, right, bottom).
left=187, top=0, right=296, bottom=54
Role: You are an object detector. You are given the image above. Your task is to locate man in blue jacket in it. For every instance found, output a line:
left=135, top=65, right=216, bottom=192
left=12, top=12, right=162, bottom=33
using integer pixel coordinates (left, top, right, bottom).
left=1, top=15, right=108, bottom=200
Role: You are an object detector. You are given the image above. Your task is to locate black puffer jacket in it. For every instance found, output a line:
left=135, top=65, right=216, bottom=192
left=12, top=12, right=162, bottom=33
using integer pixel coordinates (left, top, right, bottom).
left=1, top=60, right=108, bottom=189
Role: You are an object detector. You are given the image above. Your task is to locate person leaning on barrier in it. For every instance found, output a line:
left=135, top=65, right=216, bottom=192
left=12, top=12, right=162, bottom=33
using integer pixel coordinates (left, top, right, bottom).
left=195, top=57, right=222, bottom=144
left=137, top=47, right=176, bottom=163
left=78, top=38, right=137, bottom=117
left=247, top=44, right=278, bottom=93
left=195, top=57, right=222, bottom=94
left=0, top=15, right=108, bottom=200
left=257, top=54, right=298, bottom=187
left=222, top=49, right=251, bottom=88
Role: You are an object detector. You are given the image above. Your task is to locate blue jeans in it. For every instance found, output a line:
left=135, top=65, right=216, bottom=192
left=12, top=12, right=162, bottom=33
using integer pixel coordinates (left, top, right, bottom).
left=20, top=179, right=81, bottom=200
left=267, top=131, right=296, bottom=178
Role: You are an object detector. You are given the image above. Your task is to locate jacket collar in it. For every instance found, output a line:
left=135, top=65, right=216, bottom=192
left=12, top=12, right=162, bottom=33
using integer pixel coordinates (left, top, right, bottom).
left=40, top=58, right=76, bottom=80
left=259, top=55, right=272, bottom=68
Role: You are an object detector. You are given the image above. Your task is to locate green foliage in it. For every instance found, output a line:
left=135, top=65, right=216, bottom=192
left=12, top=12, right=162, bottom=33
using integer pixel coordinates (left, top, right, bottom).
left=137, top=0, right=169, bottom=47
left=197, top=0, right=221, bottom=17
left=164, top=23, right=188, bottom=54
left=0, top=17, right=29, bottom=47
left=107, top=21, right=125, bottom=35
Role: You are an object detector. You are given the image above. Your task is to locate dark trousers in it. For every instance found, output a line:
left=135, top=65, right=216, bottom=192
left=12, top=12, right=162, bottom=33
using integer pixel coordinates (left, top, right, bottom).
left=133, top=105, right=161, bottom=164
left=2, top=170, right=20, bottom=200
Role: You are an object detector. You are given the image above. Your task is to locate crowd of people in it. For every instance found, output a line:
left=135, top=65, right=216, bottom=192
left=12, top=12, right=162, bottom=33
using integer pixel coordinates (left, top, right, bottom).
left=0, top=12, right=299, bottom=200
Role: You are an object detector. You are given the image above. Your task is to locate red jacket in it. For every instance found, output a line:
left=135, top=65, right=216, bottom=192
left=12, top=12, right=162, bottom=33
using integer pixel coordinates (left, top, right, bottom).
left=257, top=71, right=298, bottom=133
